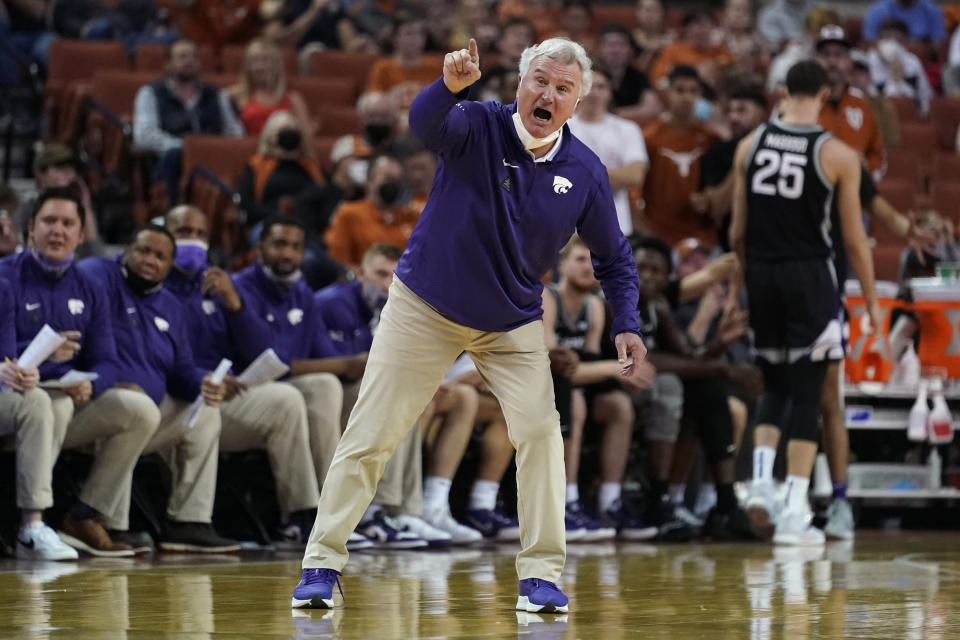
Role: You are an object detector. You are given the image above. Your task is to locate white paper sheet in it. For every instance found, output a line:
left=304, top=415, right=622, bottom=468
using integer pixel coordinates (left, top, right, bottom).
left=184, top=358, right=232, bottom=428
left=39, top=370, right=100, bottom=389
left=19, top=325, right=67, bottom=369
left=235, top=348, right=289, bottom=387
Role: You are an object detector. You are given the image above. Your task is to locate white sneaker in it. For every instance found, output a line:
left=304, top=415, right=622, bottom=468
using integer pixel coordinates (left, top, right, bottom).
left=394, top=514, right=453, bottom=547
left=745, top=480, right=778, bottom=535
left=16, top=522, right=79, bottom=561
left=422, top=506, right=483, bottom=544
left=346, top=531, right=374, bottom=551
left=773, top=509, right=825, bottom=546
left=823, top=499, right=855, bottom=541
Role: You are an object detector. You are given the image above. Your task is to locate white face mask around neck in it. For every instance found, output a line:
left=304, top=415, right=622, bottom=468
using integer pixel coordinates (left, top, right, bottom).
left=511, top=111, right=561, bottom=151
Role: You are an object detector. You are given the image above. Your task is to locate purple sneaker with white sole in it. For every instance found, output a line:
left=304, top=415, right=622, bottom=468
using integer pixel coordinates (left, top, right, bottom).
left=516, top=578, right=569, bottom=613
left=464, top=508, right=521, bottom=541
left=291, top=568, right=343, bottom=609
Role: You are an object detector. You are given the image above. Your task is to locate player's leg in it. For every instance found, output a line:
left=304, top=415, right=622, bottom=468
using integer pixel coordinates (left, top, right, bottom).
left=464, top=393, right=520, bottom=540
left=562, top=389, right=591, bottom=541
left=296, top=278, right=466, bottom=608
left=469, top=320, right=568, bottom=613
left=820, top=361, right=854, bottom=540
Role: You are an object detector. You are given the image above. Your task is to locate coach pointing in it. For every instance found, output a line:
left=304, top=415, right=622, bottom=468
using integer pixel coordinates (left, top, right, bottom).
left=293, top=37, right=647, bottom=614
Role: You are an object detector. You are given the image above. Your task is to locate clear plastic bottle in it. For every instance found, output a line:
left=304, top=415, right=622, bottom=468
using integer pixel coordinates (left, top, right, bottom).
left=908, top=379, right=929, bottom=442
left=928, top=378, right=954, bottom=445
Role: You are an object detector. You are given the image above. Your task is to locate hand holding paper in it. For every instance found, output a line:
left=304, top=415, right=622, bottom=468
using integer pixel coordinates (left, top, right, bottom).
left=235, top=349, right=289, bottom=387
left=184, top=358, right=232, bottom=428
left=19, top=325, right=67, bottom=369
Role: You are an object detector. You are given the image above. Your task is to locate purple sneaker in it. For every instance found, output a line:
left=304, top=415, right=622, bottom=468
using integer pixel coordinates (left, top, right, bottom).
left=291, top=568, right=343, bottom=609
left=516, top=578, right=569, bottom=613
left=464, top=508, right=521, bottom=541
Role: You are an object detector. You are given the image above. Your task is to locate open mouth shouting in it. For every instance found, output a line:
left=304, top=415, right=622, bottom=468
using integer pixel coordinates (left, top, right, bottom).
left=533, top=107, right=553, bottom=123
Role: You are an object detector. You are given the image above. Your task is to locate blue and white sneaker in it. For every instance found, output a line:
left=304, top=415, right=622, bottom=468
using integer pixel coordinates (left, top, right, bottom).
left=291, top=568, right=343, bottom=609
left=565, top=501, right=615, bottom=542
left=393, top=514, right=452, bottom=547
left=347, top=531, right=374, bottom=551
left=464, top=508, right=521, bottom=541
left=603, top=500, right=658, bottom=541
left=516, top=578, right=569, bottom=613
left=357, top=512, right=429, bottom=549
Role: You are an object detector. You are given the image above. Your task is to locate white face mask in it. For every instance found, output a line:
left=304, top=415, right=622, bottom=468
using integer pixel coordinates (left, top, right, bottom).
left=511, top=111, right=561, bottom=151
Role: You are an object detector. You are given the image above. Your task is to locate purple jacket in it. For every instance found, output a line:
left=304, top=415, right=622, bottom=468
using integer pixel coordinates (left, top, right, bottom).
left=313, top=280, right=373, bottom=357
left=398, top=78, right=640, bottom=338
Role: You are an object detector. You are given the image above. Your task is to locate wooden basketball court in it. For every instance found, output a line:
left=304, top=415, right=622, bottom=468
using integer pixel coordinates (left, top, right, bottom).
left=0, top=532, right=956, bottom=639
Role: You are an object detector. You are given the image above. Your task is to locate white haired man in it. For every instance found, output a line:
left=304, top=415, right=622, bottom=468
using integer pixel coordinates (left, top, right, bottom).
left=292, top=37, right=648, bottom=614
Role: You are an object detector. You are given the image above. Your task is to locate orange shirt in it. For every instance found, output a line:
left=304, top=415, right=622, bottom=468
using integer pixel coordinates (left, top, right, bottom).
left=366, top=56, right=442, bottom=94
left=649, top=41, right=735, bottom=89
left=641, top=118, right=719, bottom=246
left=818, top=89, right=886, bottom=175
left=325, top=199, right=419, bottom=266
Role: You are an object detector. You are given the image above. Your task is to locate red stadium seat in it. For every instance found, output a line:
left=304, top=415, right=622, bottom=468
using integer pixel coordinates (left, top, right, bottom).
left=930, top=96, right=960, bottom=152
left=898, top=122, right=938, bottom=157
left=883, top=150, right=923, bottom=191
left=290, top=76, right=359, bottom=110
left=316, top=105, right=361, bottom=137
left=592, top=5, right=636, bottom=29
left=307, top=50, right=379, bottom=83
left=134, top=42, right=218, bottom=73
left=888, top=97, right=918, bottom=123
left=931, top=181, right=960, bottom=222
left=877, top=178, right=917, bottom=212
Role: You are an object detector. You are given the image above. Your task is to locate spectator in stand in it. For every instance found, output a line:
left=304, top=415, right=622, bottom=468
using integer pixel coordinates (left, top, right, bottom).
left=864, top=0, right=946, bottom=44
left=850, top=50, right=901, bottom=149
left=549, top=1, right=597, bottom=54
left=945, top=24, right=960, bottom=96
left=479, top=63, right=521, bottom=103
left=815, top=26, right=887, bottom=180
left=238, top=111, right=324, bottom=232
left=650, top=10, right=735, bottom=91
left=496, top=0, right=558, bottom=39
left=263, top=0, right=374, bottom=51
left=495, top=15, right=536, bottom=69
left=173, top=0, right=261, bottom=49
left=633, top=0, right=674, bottom=72
left=641, top=65, right=719, bottom=246
left=0, top=279, right=78, bottom=561
left=14, top=144, right=101, bottom=255
left=133, top=38, right=245, bottom=208
left=324, top=154, right=420, bottom=271
left=422, top=0, right=456, bottom=53
left=49, top=0, right=171, bottom=51
left=163, top=205, right=326, bottom=546
left=315, top=243, right=481, bottom=545
left=403, top=147, right=437, bottom=212
left=448, top=0, right=500, bottom=55
left=568, top=63, right=649, bottom=235
left=899, top=209, right=960, bottom=280
left=690, top=86, right=768, bottom=246
left=228, top=39, right=311, bottom=138
left=596, top=24, right=661, bottom=122
left=356, top=91, right=408, bottom=155
left=0, top=186, right=18, bottom=256
left=79, top=225, right=242, bottom=554
left=716, top=0, right=771, bottom=84
left=757, top=0, right=813, bottom=51
left=366, top=11, right=439, bottom=111
left=867, top=19, right=934, bottom=116
left=0, top=0, right=56, bottom=83
left=765, top=7, right=839, bottom=92
left=0, top=187, right=155, bottom=558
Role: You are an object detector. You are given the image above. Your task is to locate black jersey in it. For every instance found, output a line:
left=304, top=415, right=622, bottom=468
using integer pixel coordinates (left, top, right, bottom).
left=744, top=121, right=835, bottom=262
left=547, top=285, right=591, bottom=352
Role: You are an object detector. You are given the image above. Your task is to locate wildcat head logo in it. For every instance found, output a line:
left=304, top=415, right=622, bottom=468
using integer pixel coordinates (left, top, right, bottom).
left=553, top=176, right=573, bottom=194
left=202, top=300, right=216, bottom=315
left=287, top=308, right=304, bottom=326
left=154, top=316, right=170, bottom=332
left=67, top=299, right=85, bottom=315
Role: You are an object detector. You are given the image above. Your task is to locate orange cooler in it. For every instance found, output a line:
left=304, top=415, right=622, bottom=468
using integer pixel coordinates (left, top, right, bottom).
left=912, top=280, right=960, bottom=378
left=845, top=281, right=901, bottom=383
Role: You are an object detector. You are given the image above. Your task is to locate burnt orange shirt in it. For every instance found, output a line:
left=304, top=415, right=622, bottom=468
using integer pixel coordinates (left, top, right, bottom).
left=325, top=199, right=419, bottom=266
left=641, top=118, right=719, bottom=246
left=366, top=57, right=442, bottom=94
left=649, top=41, right=735, bottom=89
left=818, top=89, right=886, bottom=175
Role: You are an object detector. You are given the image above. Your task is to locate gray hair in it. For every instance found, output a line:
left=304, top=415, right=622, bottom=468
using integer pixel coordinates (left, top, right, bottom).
left=518, top=38, right=593, bottom=98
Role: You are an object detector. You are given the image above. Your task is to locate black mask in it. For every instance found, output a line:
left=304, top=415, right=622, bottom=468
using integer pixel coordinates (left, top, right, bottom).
left=122, top=265, right=163, bottom=297
left=378, top=180, right=405, bottom=207
left=365, top=123, right=392, bottom=146
left=277, top=128, right=302, bottom=152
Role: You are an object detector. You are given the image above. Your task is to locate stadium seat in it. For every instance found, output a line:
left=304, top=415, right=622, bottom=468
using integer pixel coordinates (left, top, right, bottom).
left=884, top=150, right=923, bottom=190
left=888, top=97, right=918, bottom=123
left=290, top=76, right=359, bottom=110
left=898, top=122, right=937, bottom=157
left=306, top=50, right=379, bottom=83
left=872, top=242, right=903, bottom=282
left=930, top=96, right=960, bottom=151
left=221, top=44, right=299, bottom=77
left=134, top=42, right=218, bottom=73
left=877, top=178, right=916, bottom=212
left=931, top=180, right=960, bottom=221
left=311, top=136, right=340, bottom=171
left=592, top=5, right=636, bottom=29
left=316, top=105, right=361, bottom=136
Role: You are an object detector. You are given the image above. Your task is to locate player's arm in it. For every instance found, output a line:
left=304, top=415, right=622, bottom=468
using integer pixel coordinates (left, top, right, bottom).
left=728, top=131, right=756, bottom=273
left=826, top=139, right=882, bottom=332
left=677, top=253, right=740, bottom=304
left=540, top=290, right=560, bottom=349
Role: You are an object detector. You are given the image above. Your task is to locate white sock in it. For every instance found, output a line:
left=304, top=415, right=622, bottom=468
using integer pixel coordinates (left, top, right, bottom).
left=565, top=483, right=579, bottom=504
left=783, top=475, right=810, bottom=514
left=469, top=480, right=499, bottom=511
left=698, top=483, right=717, bottom=506
left=668, top=483, right=686, bottom=505
left=598, top=482, right=621, bottom=513
left=753, top=446, right=776, bottom=482
left=361, top=504, right=382, bottom=524
left=423, top=476, right=452, bottom=513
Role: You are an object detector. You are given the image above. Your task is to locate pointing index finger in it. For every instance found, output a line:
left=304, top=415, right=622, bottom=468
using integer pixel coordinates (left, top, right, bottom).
left=468, top=38, right=479, bottom=62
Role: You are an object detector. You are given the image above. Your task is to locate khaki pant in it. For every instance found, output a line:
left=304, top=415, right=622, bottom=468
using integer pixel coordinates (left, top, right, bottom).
left=219, top=382, right=320, bottom=515
left=62, top=391, right=221, bottom=530
left=304, top=278, right=565, bottom=581
left=342, top=380, right=422, bottom=514
left=0, top=388, right=60, bottom=510
left=287, top=373, right=343, bottom=488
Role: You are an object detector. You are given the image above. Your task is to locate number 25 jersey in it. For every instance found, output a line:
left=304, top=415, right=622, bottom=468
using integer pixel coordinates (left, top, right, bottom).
left=744, top=121, right=834, bottom=262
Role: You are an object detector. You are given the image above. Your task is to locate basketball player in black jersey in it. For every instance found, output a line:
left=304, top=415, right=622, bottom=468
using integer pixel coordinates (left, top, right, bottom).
left=730, top=60, right=881, bottom=546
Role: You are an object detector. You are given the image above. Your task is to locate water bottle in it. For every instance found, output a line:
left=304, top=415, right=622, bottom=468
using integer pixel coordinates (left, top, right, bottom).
left=928, top=378, right=954, bottom=444
left=928, top=448, right=942, bottom=490
left=907, top=380, right=929, bottom=442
